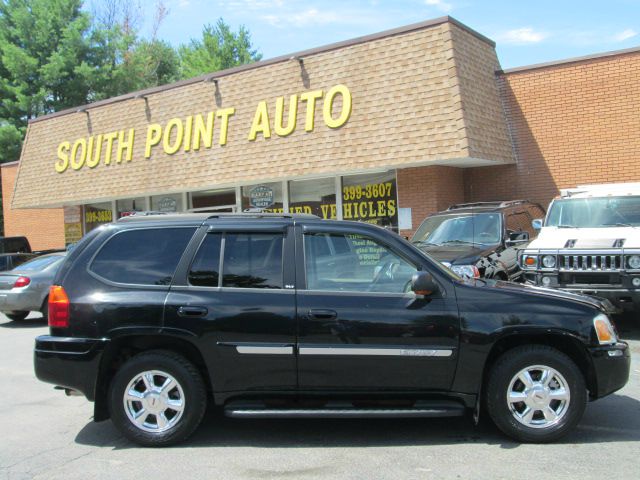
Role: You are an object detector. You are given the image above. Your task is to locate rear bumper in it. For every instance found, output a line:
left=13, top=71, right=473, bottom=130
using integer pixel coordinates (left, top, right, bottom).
left=34, top=335, right=108, bottom=401
left=588, top=341, right=631, bottom=398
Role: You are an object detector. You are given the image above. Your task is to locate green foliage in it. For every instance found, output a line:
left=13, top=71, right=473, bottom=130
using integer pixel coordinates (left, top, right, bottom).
left=0, top=2, right=261, bottom=164
left=179, top=18, right=262, bottom=79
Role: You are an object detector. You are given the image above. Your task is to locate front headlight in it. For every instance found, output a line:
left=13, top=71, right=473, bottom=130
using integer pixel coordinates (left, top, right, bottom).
left=541, top=255, right=556, bottom=268
left=450, top=264, right=480, bottom=278
left=627, top=254, right=640, bottom=270
left=593, top=313, right=618, bottom=345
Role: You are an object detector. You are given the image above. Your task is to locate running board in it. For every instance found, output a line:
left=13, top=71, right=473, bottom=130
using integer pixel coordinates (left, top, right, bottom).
left=224, top=401, right=465, bottom=419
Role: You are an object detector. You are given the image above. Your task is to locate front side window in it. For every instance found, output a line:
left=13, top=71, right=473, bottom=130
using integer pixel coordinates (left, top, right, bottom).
left=411, top=212, right=502, bottom=246
left=222, top=233, right=283, bottom=289
left=304, top=232, right=417, bottom=293
left=91, top=228, right=195, bottom=285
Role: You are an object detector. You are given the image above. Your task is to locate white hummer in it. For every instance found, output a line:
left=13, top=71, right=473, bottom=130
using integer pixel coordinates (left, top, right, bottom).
left=519, top=183, right=640, bottom=311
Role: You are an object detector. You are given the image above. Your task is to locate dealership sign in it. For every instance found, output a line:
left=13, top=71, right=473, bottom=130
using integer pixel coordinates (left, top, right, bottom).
left=53, top=84, right=352, bottom=174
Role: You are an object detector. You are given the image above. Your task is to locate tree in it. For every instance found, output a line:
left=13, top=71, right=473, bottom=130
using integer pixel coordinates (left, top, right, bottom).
left=179, top=18, right=262, bottom=79
left=0, top=0, right=98, bottom=162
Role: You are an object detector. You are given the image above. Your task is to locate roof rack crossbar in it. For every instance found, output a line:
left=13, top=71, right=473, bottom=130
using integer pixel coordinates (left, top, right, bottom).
left=446, top=200, right=529, bottom=210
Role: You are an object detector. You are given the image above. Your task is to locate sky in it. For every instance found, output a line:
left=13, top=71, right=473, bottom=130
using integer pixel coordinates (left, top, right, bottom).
left=147, top=0, right=640, bottom=69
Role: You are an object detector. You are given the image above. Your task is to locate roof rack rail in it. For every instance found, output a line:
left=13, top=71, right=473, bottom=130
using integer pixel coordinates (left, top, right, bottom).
left=446, top=200, right=530, bottom=210
left=206, top=212, right=320, bottom=219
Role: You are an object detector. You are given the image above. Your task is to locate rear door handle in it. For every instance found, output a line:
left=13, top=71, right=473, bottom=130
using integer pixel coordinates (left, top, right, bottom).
left=308, top=309, right=338, bottom=320
left=177, top=306, right=208, bottom=317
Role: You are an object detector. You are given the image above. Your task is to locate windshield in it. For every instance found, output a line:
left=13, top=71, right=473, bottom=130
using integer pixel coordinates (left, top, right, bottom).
left=546, top=196, right=640, bottom=228
left=411, top=212, right=502, bottom=246
left=13, top=255, right=64, bottom=272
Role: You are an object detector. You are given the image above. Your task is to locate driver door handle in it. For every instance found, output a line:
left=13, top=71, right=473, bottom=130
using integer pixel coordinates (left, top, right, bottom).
left=308, top=309, right=338, bottom=320
left=177, top=306, right=208, bottom=317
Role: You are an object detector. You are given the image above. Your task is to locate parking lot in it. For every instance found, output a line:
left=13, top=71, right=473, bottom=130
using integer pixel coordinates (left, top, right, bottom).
left=0, top=312, right=638, bottom=480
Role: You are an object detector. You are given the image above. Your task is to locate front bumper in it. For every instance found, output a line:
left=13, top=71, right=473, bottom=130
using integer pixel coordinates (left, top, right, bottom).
left=34, top=335, right=109, bottom=401
left=588, top=341, right=631, bottom=399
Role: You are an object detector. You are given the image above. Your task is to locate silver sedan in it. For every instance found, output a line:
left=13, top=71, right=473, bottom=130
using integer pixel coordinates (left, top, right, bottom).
left=0, top=253, right=66, bottom=321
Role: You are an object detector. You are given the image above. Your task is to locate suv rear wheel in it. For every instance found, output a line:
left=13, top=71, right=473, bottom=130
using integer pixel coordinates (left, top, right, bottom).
left=486, top=345, right=586, bottom=443
left=109, top=350, right=207, bottom=447
left=6, top=311, right=29, bottom=321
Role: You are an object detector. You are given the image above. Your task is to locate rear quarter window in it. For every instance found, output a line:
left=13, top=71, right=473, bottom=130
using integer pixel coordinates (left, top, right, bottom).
left=90, top=227, right=196, bottom=285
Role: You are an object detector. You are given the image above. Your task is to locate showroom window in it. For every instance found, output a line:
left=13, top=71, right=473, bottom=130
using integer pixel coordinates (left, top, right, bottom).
left=289, top=177, right=337, bottom=218
left=116, top=197, right=147, bottom=218
left=241, top=182, right=284, bottom=213
left=151, top=193, right=184, bottom=213
left=190, top=188, right=236, bottom=212
left=341, top=171, right=398, bottom=231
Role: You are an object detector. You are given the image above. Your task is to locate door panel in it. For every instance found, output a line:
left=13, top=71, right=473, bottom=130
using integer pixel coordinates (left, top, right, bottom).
left=164, top=225, right=297, bottom=393
left=296, top=227, right=460, bottom=392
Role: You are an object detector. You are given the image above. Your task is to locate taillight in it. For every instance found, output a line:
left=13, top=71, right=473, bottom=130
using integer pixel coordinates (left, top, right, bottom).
left=48, top=285, right=70, bottom=328
left=13, top=276, right=30, bottom=288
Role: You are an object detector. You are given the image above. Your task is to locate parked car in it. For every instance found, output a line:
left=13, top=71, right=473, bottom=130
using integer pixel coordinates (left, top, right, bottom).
left=520, top=183, right=640, bottom=311
left=411, top=200, right=545, bottom=280
left=34, top=213, right=629, bottom=446
left=0, top=236, right=32, bottom=254
left=0, top=253, right=36, bottom=272
left=0, top=253, right=66, bottom=321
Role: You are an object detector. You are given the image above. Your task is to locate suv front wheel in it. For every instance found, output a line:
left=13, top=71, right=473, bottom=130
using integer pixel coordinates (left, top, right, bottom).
left=486, top=345, right=586, bottom=443
left=109, top=350, right=207, bottom=447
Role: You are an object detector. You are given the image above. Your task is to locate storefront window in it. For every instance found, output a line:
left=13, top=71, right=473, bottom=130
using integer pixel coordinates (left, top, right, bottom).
left=84, top=201, right=113, bottom=232
left=190, top=188, right=236, bottom=212
left=117, top=197, right=147, bottom=218
left=289, top=177, right=337, bottom=218
left=64, top=206, right=83, bottom=246
left=151, top=194, right=184, bottom=213
left=241, top=182, right=284, bottom=213
left=342, top=171, right=398, bottom=231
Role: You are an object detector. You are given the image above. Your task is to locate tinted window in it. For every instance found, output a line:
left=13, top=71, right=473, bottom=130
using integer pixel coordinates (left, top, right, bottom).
left=188, top=233, right=222, bottom=287
left=305, top=233, right=417, bottom=293
left=91, top=228, right=195, bottom=285
left=14, top=255, right=63, bottom=271
left=0, top=257, right=9, bottom=270
left=222, top=233, right=283, bottom=289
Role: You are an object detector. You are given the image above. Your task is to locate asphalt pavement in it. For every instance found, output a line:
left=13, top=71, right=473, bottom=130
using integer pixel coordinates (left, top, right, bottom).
left=1, top=311, right=639, bottom=480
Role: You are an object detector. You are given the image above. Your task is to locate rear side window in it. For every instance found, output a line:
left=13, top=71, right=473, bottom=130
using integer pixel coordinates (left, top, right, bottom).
left=222, top=233, right=283, bottom=289
left=91, top=228, right=196, bottom=285
left=188, top=233, right=222, bottom=287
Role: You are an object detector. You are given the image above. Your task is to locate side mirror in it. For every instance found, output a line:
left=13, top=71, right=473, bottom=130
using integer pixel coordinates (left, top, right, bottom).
left=411, top=271, right=439, bottom=296
left=506, top=231, right=529, bottom=246
left=532, top=218, right=543, bottom=230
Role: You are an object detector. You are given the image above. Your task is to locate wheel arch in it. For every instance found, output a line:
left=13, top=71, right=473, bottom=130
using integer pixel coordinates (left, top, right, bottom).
left=94, top=333, right=211, bottom=422
left=481, top=332, right=596, bottom=400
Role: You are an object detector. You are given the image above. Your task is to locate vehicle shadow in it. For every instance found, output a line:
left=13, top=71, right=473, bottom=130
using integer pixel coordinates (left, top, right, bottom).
left=0, top=316, right=46, bottom=329
left=75, top=392, right=640, bottom=449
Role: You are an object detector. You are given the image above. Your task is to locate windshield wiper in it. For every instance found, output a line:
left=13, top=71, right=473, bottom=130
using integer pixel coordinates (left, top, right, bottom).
left=556, top=224, right=576, bottom=228
left=440, top=240, right=475, bottom=245
left=602, top=223, right=637, bottom=228
left=412, top=240, right=440, bottom=246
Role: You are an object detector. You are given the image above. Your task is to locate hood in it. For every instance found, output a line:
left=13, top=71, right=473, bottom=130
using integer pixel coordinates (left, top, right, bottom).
left=415, top=243, right=497, bottom=265
left=465, top=277, right=617, bottom=313
left=528, top=226, right=640, bottom=249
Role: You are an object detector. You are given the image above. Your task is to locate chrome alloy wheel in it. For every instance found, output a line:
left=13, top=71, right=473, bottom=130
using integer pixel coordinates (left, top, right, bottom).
left=123, top=370, right=185, bottom=433
left=507, top=365, right=570, bottom=429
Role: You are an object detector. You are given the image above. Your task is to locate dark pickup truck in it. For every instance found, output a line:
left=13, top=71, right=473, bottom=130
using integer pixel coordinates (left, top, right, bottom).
left=34, top=213, right=630, bottom=446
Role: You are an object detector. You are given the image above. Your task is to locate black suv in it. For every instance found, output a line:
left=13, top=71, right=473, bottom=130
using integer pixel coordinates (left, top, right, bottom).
left=35, top=213, right=629, bottom=446
left=411, top=201, right=545, bottom=280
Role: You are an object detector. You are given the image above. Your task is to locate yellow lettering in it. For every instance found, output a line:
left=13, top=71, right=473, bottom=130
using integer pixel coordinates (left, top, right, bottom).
left=387, top=200, right=397, bottom=217
left=216, top=108, right=235, bottom=145
left=55, top=141, right=70, bottom=173
left=248, top=101, right=271, bottom=141
left=86, top=134, right=103, bottom=168
left=323, top=84, right=352, bottom=129
left=103, top=132, right=118, bottom=165
left=163, top=118, right=184, bottom=154
left=117, top=128, right=135, bottom=162
left=359, top=202, right=368, bottom=218
left=343, top=202, right=353, bottom=219
left=300, top=90, right=323, bottom=132
left=377, top=200, right=387, bottom=216
left=70, top=139, right=87, bottom=170
left=145, top=124, right=162, bottom=158
left=274, top=95, right=297, bottom=137
left=192, top=112, right=214, bottom=150
left=183, top=116, right=193, bottom=152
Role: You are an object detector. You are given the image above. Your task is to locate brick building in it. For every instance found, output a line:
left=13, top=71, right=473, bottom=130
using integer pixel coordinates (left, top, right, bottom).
left=2, top=16, right=640, bottom=249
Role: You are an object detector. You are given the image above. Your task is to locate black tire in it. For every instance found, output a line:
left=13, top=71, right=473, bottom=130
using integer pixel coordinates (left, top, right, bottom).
left=5, top=311, right=29, bottom=321
left=109, top=350, right=207, bottom=447
left=486, top=345, right=586, bottom=443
